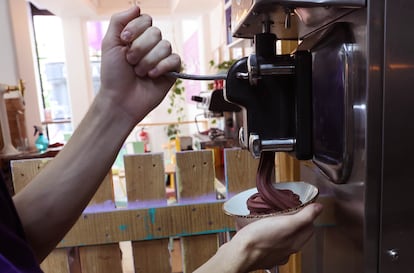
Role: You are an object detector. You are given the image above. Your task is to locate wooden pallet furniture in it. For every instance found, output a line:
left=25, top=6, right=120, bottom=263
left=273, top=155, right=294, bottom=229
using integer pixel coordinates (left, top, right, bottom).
left=10, top=148, right=300, bottom=273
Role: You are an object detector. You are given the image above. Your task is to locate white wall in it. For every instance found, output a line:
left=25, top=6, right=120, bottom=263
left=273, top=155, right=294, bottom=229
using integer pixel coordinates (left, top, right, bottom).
left=61, top=17, right=95, bottom=128
left=6, top=0, right=42, bottom=147
left=0, top=0, right=19, bottom=84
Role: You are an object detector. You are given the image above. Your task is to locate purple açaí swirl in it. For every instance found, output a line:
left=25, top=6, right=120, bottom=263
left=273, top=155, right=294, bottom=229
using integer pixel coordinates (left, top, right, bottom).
left=247, top=151, right=301, bottom=214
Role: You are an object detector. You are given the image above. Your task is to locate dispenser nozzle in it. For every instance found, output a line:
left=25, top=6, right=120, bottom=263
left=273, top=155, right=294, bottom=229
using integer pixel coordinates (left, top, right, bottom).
left=33, top=125, right=43, bottom=136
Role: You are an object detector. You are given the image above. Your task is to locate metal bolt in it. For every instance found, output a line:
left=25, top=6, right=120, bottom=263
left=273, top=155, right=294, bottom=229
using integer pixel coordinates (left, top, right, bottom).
left=387, top=249, right=399, bottom=261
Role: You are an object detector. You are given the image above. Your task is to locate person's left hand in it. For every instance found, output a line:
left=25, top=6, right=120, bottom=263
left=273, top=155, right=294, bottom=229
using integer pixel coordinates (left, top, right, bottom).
left=226, top=203, right=323, bottom=272
left=99, top=6, right=181, bottom=121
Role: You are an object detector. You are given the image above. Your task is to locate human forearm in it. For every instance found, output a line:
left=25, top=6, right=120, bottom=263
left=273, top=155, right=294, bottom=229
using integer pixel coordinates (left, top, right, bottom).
left=13, top=94, right=140, bottom=261
left=193, top=241, right=247, bottom=273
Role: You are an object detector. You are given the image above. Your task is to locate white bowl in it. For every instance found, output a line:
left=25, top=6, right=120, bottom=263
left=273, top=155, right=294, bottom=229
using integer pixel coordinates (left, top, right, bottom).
left=223, top=181, right=319, bottom=230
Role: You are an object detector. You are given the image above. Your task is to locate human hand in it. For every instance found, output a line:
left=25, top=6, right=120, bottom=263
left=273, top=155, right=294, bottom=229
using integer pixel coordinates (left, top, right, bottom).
left=99, top=6, right=181, bottom=121
left=224, top=203, right=323, bottom=272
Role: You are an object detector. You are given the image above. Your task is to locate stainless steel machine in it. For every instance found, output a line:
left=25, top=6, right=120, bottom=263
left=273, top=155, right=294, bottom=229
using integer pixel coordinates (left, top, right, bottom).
left=224, top=0, right=414, bottom=272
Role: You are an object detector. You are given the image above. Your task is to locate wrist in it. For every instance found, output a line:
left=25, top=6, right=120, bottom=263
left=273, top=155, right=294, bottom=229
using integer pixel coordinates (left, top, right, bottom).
left=93, top=92, right=137, bottom=128
left=202, top=241, right=248, bottom=273
left=96, top=85, right=157, bottom=124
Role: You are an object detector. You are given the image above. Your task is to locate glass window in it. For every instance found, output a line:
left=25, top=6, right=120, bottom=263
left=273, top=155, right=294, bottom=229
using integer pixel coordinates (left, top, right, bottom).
left=31, top=5, right=73, bottom=143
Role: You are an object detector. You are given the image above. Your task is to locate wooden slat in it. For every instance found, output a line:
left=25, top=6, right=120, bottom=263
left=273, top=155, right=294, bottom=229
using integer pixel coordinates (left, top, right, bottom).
left=175, top=150, right=215, bottom=199
left=181, top=234, right=218, bottom=273
left=275, top=152, right=300, bottom=182
left=78, top=244, right=122, bottom=273
left=11, top=158, right=114, bottom=205
left=171, top=238, right=183, bottom=272
left=124, top=153, right=166, bottom=202
left=132, top=239, right=171, bottom=272
left=88, top=171, right=115, bottom=205
left=11, top=158, right=52, bottom=193
left=224, top=148, right=259, bottom=194
left=58, top=201, right=234, bottom=248
left=176, top=150, right=221, bottom=273
left=279, top=40, right=299, bottom=54
left=68, top=247, right=82, bottom=273
left=279, top=253, right=301, bottom=273
left=40, top=248, right=69, bottom=273
left=124, top=153, right=170, bottom=272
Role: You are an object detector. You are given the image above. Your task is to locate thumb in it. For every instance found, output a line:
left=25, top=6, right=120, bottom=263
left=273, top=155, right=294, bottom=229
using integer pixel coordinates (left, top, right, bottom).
left=102, top=6, right=141, bottom=49
left=290, top=203, right=323, bottom=228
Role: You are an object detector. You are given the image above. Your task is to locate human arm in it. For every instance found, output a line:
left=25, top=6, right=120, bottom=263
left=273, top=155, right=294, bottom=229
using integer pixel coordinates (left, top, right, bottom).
left=12, top=6, right=180, bottom=262
left=194, top=203, right=323, bottom=273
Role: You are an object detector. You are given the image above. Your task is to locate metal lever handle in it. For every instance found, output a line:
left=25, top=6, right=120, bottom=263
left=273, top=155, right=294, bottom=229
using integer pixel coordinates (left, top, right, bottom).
left=167, top=71, right=227, bottom=81
left=166, top=62, right=294, bottom=83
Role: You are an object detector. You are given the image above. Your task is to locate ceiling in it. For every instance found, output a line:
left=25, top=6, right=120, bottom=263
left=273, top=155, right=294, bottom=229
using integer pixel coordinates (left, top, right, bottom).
left=30, top=0, right=222, bottom=18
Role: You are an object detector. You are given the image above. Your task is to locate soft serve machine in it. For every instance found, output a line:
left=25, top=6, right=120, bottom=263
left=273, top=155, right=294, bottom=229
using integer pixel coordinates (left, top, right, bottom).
left=223, top=0, right=414, bottom=272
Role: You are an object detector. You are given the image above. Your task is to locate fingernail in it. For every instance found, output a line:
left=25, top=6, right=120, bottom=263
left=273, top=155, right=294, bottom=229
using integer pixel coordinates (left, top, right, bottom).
left=121, top=30, right=132, bottom=42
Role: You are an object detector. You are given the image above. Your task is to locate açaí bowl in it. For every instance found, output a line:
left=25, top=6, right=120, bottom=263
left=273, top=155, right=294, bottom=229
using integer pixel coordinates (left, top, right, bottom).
left=223, top=181, right=319, bottom=230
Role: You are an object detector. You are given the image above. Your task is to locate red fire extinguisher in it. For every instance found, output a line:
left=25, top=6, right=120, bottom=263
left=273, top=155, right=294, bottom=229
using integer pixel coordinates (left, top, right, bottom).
left=138, top=127, right=151, bottom=152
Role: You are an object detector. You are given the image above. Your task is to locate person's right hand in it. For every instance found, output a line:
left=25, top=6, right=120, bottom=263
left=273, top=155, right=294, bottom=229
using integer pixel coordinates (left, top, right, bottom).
left=223, top=203, right=323, bottom=272
left=99, top=6, right=181, bottom=122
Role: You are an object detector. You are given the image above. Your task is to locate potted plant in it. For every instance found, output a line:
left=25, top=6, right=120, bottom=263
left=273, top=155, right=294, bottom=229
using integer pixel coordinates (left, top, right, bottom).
left=165, top=77, right=186, bottom=138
